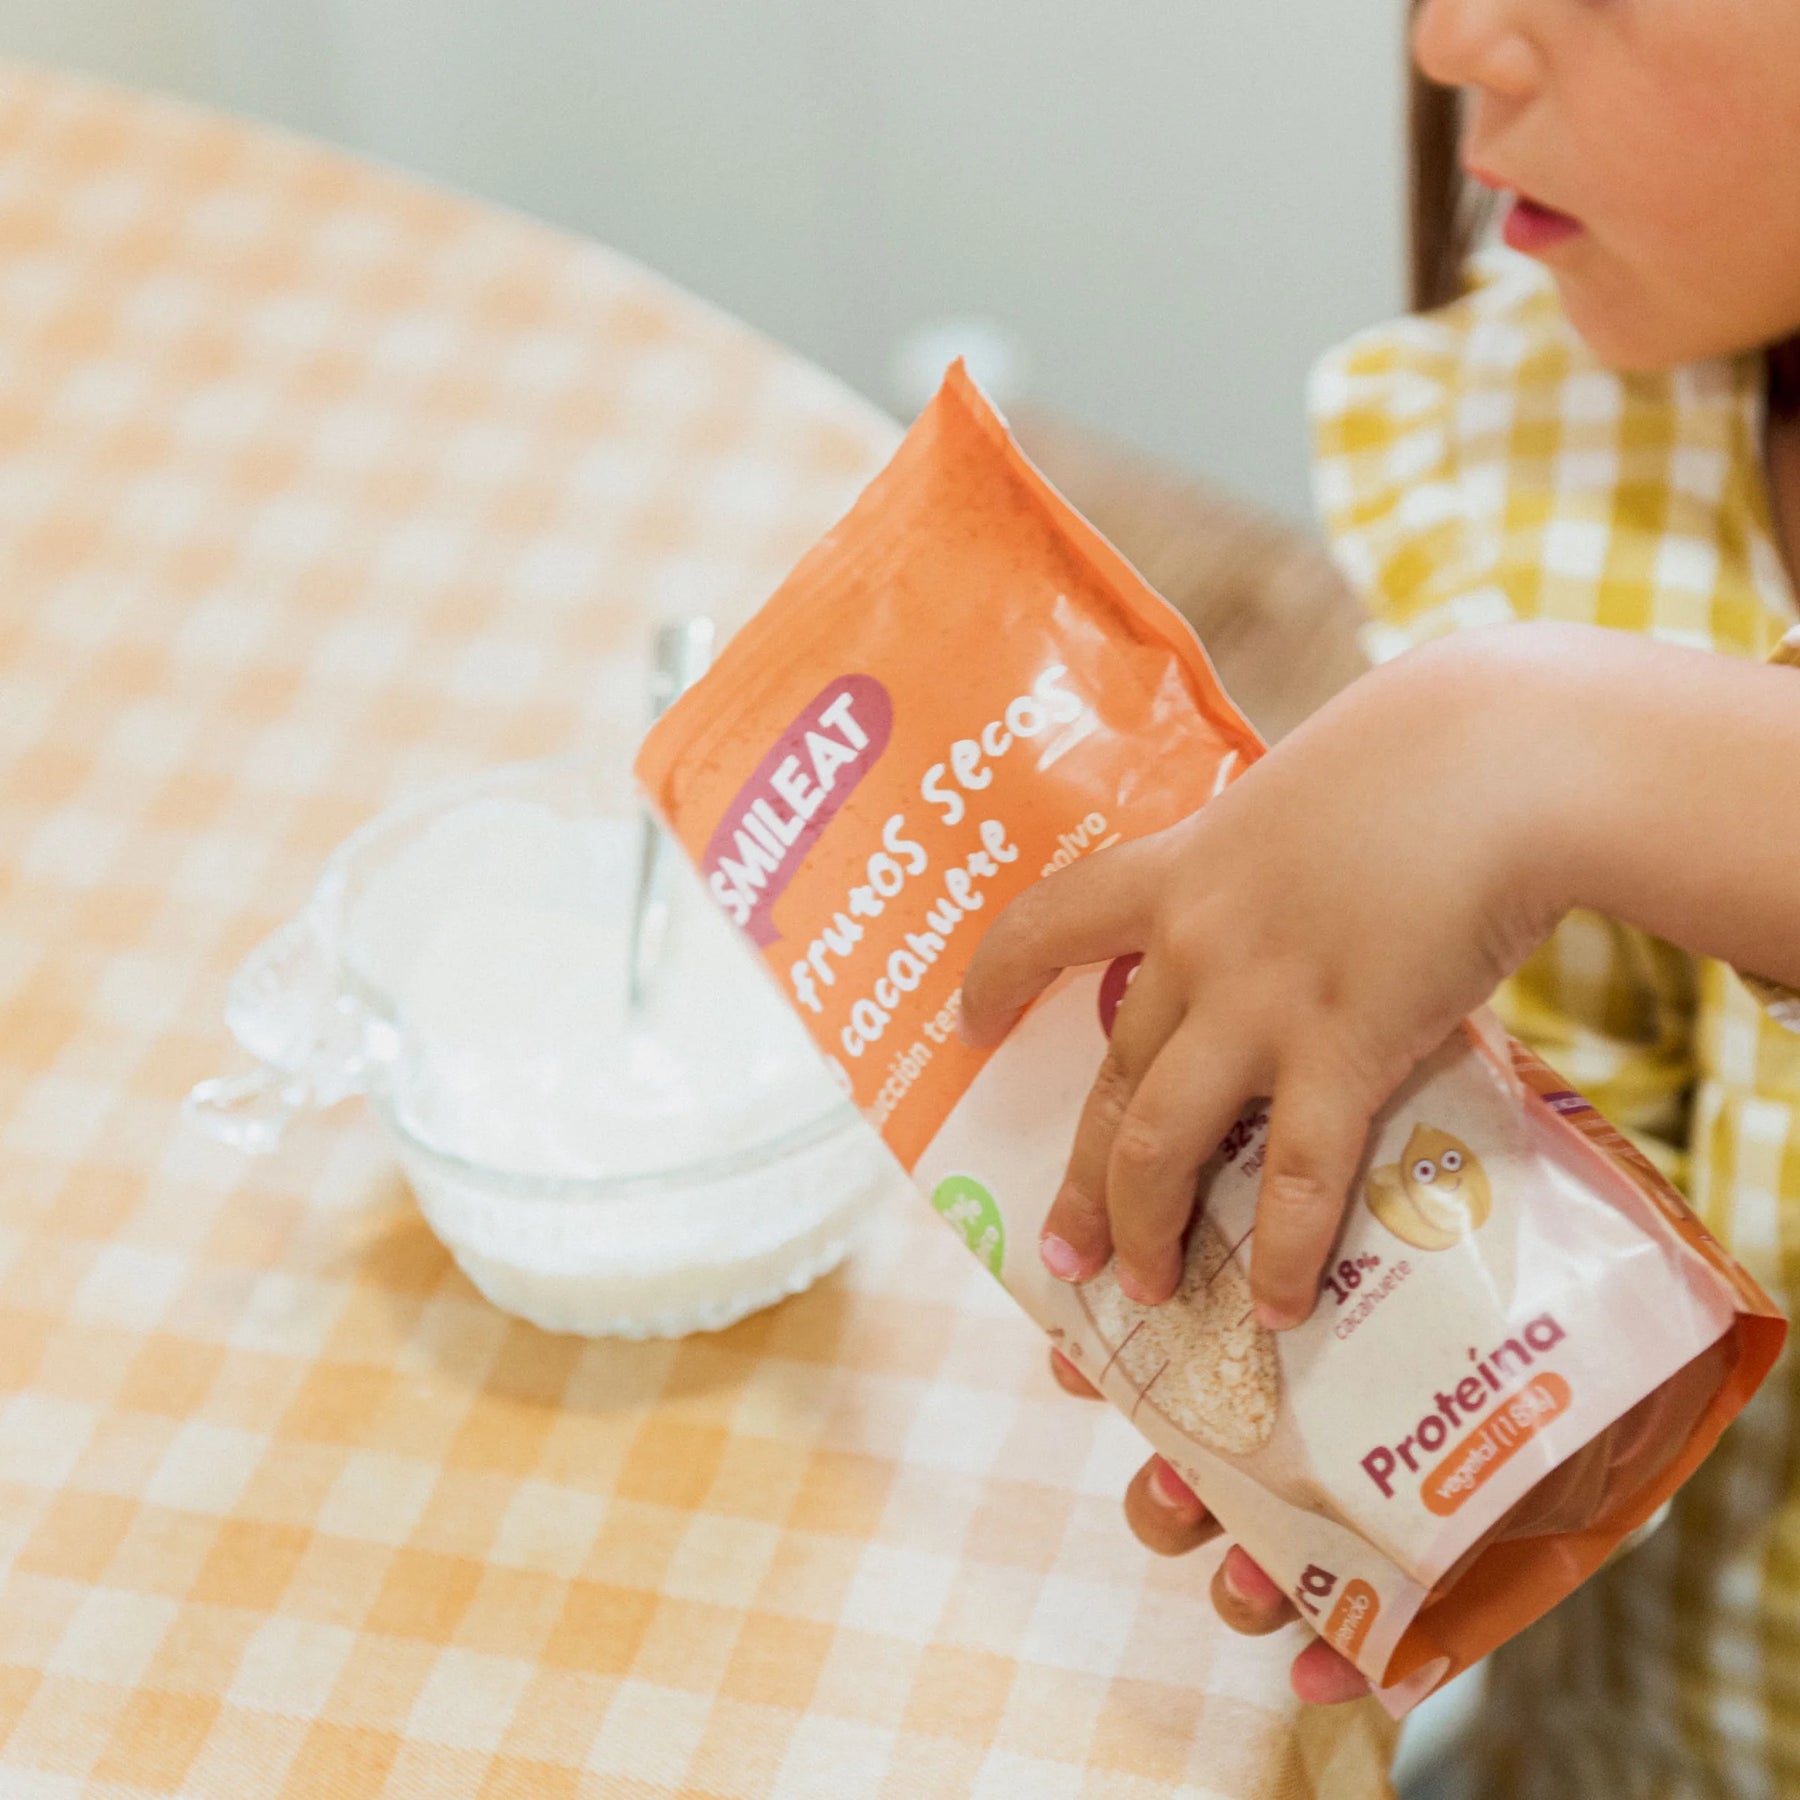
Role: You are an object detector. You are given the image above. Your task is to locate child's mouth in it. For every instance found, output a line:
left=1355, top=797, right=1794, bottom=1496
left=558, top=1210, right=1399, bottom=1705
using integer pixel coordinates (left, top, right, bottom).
left=1502, top=194, right=1583, bottom=256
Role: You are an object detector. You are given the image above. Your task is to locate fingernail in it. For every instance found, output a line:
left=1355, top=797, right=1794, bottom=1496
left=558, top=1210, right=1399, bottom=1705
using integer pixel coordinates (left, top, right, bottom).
left=1220, top=1554, right=1254, bottom=1605
left=1118, top=1265, right=1168, bottom=1306
left=1148, top=1461, right=1198, bottom=1513
left=1039, top=1234, right=1085, bottom=1282
left=1254, top=1301, right=1301, bottom=1332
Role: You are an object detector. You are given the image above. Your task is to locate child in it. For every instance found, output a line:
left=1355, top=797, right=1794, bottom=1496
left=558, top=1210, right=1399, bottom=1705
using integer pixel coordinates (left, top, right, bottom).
left=961, top=0, right=1800, bottom=1792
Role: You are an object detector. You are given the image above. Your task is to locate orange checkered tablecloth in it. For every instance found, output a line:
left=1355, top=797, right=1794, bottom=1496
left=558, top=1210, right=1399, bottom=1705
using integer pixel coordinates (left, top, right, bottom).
left=0, top=64, right=1397, bottom=1799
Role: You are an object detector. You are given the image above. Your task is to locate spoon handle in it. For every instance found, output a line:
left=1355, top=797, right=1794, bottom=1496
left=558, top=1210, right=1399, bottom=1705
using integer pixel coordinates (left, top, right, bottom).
left=628, top=618, right=716, bottom=1012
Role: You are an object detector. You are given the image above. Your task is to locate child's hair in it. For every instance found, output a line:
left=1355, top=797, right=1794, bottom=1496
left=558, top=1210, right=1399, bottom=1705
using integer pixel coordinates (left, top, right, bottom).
left=1407, top=32, right=1483, bottom=313
left=1405, top=2, right=1800, bottom=413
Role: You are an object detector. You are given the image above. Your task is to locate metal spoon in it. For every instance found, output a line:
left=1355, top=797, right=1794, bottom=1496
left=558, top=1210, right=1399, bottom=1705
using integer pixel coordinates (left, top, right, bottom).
left=627, top=617, right=715, bottom=1015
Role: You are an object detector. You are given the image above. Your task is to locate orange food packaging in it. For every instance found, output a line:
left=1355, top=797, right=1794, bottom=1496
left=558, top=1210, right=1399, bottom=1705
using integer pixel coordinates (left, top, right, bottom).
left=635, top=364, right=1786, bottom=1713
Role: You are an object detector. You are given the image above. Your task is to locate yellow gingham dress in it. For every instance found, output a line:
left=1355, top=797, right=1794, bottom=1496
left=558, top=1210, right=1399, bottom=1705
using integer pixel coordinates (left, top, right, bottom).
left=1312, top=248, right=1800, bottom=1799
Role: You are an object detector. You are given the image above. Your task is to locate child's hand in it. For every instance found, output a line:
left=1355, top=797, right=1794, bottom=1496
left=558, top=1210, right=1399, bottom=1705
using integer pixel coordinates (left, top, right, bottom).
left=962, top=633, right=1559, bottom=1326
left=1050, top=1351, right=1369, bottom=1703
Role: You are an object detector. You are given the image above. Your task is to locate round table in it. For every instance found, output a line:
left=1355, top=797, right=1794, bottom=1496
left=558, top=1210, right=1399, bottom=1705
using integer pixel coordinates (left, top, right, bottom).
left=0, top=63, right=1395, bottom=1799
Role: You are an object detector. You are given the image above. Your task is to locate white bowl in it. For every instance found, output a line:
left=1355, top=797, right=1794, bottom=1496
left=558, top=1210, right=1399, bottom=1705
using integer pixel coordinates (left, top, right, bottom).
left=189, top=756, right=897, bottom=1337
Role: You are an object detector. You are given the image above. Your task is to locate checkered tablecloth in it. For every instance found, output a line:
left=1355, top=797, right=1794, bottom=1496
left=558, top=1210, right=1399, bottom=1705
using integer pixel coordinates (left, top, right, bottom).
left=0, top=64, right=1397, bottom=1799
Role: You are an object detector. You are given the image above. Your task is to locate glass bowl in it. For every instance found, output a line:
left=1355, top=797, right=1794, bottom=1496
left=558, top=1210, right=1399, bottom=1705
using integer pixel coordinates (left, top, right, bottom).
left=187, top=756, right=896, bottom=1337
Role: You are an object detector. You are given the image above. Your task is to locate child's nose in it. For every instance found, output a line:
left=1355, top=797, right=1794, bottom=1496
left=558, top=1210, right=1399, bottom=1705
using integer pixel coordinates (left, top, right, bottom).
left=1412, top=0, right=1541, bottom=102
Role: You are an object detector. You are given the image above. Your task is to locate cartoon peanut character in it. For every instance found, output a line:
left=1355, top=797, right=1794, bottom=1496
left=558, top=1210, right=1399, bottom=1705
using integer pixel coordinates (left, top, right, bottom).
left=1365, top=1124, right=1492, bottom=1251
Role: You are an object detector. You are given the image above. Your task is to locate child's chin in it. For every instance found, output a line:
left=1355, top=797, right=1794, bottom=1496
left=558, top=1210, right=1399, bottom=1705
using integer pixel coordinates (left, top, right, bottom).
left=1557, top=274, right=1757, bottom=375
left=1563, top=310, right=1685, bottom=375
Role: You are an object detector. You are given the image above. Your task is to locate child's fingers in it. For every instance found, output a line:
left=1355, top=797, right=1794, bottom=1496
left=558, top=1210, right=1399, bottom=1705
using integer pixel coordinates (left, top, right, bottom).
left=1249, top=1065, right=1377, bottom=1330
left=1048, top=1348, right=1101, bottom=1399
left=1290, top=1638, right=1373, bottom=1705
left=958, top=838, right=1166, bottom=1047
left=1124, top=1457, right=1221, bottom=1557
left=1039, top=1061, right=1124, bottom=1282
left=1214, top=1548, right=1373, bottom=1701
left=1105, top=1025, right=1252, bottom=1304
left=1040, top=972, right=1184, bottom=1285
left=1211, top=1544, right=1297, bottom=1636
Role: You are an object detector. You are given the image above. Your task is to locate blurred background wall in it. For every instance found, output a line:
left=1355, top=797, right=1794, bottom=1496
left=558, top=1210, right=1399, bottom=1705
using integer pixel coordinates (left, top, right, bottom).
left=0, top=0, right=1404, bottom=519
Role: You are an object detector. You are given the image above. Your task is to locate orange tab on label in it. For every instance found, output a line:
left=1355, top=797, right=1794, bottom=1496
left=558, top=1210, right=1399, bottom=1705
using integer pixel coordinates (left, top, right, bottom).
left=1423, top=1374, right=1572, bottom=1518
left=1324, top=1579, right=1380, bottom=1659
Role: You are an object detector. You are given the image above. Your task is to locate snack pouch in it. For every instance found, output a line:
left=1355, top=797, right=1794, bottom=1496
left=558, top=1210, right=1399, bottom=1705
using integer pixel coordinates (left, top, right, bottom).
left=635, top=364, right=1786, bottom=1712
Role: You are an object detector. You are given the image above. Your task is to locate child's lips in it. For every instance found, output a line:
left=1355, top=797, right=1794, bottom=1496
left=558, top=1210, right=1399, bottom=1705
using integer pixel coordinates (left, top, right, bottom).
left=1502, top=194, right=1583, bottom=256
left=1465, top=163, right=1584, bottom=256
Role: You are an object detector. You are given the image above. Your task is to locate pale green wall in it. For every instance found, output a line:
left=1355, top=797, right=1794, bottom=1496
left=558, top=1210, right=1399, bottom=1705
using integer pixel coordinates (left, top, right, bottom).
left=0, top=0, right=1404, bottom=518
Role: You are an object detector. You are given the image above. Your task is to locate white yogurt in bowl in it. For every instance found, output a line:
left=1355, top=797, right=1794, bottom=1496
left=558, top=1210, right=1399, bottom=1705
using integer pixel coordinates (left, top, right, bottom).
left=189, top=757, right=896, bottom=1336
